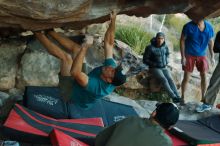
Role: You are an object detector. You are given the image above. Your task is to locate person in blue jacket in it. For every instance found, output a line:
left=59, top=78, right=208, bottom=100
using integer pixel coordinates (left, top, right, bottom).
left=143, top=32, right=181, bottom=103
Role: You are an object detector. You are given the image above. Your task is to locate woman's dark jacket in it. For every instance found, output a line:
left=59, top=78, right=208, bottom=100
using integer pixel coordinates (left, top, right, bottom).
left=143, top=38, right=169, bottom=68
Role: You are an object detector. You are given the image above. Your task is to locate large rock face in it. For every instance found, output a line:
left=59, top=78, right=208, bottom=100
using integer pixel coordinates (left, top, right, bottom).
left=17, top=51, right=60, bottom=89
left=0, top=0, right=220, bottom=36
left=0, top=40, right=26, bottom=90
left=17, top=39, right=60, bottom=89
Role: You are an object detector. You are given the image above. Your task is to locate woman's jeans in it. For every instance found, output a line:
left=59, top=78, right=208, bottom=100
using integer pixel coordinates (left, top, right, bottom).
left=150, top=67, right=180, bottom=99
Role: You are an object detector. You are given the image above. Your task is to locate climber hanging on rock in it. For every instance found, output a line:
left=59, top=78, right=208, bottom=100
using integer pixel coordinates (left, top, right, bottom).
left=34, top=10, right=126, bottom=108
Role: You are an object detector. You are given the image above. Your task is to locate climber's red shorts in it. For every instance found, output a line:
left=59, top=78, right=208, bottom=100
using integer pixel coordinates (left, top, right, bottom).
left=182, top=55, right=209, bottom=73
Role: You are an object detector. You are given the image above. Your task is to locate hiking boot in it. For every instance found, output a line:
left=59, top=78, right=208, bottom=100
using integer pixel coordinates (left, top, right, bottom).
left=179, top=98, right=186, bottom=106
left=196, top=104, right=212, bottom=113
left=172, top=97, right=181, bottom=103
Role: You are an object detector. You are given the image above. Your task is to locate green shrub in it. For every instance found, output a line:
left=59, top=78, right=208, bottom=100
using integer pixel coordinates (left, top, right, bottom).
left=115, top=24, right=154, bottom=55
left=165, top=14, right=189, bottom=32
left=163, top=14, right=189, bottom=52
left=209, top=17, right=220, bottom=34
left=167, top=34, right=180, bottom=52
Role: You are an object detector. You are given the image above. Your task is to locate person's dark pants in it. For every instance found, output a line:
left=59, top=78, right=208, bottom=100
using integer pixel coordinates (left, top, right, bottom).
left=204, top=62, right=220, bottom=105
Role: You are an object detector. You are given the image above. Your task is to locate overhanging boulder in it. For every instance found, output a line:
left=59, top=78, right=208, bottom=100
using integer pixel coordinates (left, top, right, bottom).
left=0, top=0, right=220, bottom=36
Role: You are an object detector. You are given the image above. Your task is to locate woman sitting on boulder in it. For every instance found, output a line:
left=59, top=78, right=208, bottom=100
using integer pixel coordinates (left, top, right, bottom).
left=143, top=32, right=181, bottom=103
